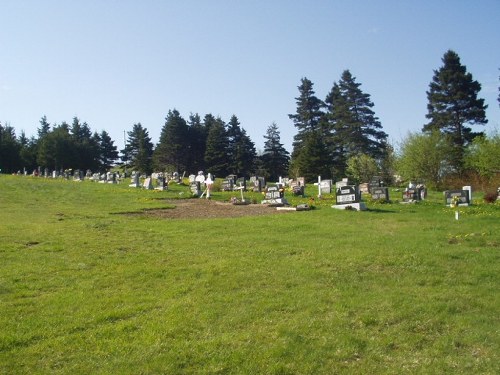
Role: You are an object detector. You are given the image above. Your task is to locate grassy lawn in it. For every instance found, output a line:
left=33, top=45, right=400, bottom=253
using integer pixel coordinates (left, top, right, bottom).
left=0, top=175, right=499, bottom=374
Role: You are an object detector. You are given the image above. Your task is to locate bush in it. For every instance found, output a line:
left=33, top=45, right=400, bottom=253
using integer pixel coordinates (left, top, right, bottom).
left=483, top=191, right=498, bottom=204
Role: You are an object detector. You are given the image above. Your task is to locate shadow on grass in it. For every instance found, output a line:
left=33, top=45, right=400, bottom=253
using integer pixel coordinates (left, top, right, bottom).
left=366, top=207, right=397, bottom=214
left=111, top=206, right=176, bottom=215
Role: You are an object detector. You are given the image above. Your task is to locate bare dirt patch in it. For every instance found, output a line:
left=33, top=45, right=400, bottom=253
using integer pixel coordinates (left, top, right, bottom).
left=141, top=199, right=292, bottom=219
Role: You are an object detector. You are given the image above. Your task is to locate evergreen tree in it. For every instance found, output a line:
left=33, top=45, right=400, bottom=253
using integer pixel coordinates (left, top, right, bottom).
left=37, top=115, right=51, bottom=139
left=289, top=77, right=324, bottom=151
left=204, top=117, right=229, bottom=177
left=289, top=130, right=330, bottom=182
left=122, top=123, right=154, bottom=174
left=187, top=113, right=206, bottom=173
left=153, top=109, right=189, bottom=172
left=37, top=123, right=75, bottom=171
left=226, top=115, right=256, bottom=177
left=324, top=70, right=388, bottom=178
left=261, top=122, right=290, bottom=181
left=97, top=130, right=119, bottom=170
left=226, top=114, right=242, bottom=172
left=288, top=77, right=326, bottom=179
left=19, top=131, right=38, bottom=172
left=233, top=127, right=257, bottom=177
left=0, top=122, right=22, bottom=173
left=423, top=50, right=488, bottom=173
left=70, top=117, right=99, bottom=171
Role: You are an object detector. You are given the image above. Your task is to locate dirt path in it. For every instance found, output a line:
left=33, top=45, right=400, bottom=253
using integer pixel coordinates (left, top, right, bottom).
left=142, top=199, right=292, bottom=219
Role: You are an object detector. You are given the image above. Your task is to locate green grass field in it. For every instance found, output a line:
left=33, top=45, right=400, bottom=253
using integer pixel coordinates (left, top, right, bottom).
left=1, top=175, right=499, bottom=374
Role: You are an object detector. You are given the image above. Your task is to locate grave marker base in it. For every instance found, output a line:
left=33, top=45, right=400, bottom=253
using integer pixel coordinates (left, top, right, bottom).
left=331, top=202, right=367, bottom=211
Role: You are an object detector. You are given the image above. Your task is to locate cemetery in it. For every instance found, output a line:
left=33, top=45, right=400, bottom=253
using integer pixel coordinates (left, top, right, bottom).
left=1, top=174, right=499, bottom=374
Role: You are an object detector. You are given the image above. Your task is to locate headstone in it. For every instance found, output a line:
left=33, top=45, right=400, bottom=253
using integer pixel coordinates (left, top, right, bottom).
left=335, top=185, right=359, bottom=205
left=292, top=185, right=305, bottom=196
left=368, top=176, right=384, bottom=193
left=252, top=177, right=263, bottom=192
left=129, top=172, right=140, bottom=188
left=332, top=184, right=366, bottom=211
left=462, top=185, right=472, bottom=203
left=371, top=187, right=389, bottom=201
left=417, top=184, right=427, bottom=200
left=319, top=180, right=333, bottom=194
left=143, top=177, right=153, bottom=190
left=221, top=177, right=234, bottom=191
left=359, top=183, right=369, bottom=194
left=195, top=171, right=205, bottom=184
left=336, top=178, right=349, bottom=189
left=290, top=177, right=305, bottom=196
left=444, top=190, right=470, bottom=206
left=156, top=175, right=167, bottom=191
left=190, top=181, right=202, bottom=197
left=261, top=186, right=287, bottom=206
left=402, top=188, right=420, bottom=203
left=236, top=177, right=246, bottom=191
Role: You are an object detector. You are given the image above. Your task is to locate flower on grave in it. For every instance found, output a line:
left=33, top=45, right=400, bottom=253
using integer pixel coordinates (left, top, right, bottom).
left=450, top=195, right=461, bottom=208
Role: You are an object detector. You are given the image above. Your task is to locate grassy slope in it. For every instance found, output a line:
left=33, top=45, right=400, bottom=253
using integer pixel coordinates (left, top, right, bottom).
left=0, top=175, right=498, bottom=374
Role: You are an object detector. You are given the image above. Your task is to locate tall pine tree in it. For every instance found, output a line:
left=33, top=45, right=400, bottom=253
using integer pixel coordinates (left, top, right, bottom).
left=122, top=123, right=154, bottom=174
left=288, top=77, right=327, bottom=180
left=153, top=109, right=189, bottom=172
left=204, top=117, right=229, bottom=177
left=186, top=113, right=207, bottom=173
left=261, top=122, right=290, bottom=181
left=97, top=130, right=119, bottom=170
left=226, top=115, right=256, bottom=177
left=324, top=70, right=387, bottom=177
left=423, top=50, right=488, bottom=173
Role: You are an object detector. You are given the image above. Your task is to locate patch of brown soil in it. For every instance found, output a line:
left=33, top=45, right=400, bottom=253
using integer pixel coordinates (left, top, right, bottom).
left=143, top=199, right=291, bottom=219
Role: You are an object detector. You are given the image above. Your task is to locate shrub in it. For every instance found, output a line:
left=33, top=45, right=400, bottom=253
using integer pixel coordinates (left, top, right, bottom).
left=483, top=191, right=498, bottom=204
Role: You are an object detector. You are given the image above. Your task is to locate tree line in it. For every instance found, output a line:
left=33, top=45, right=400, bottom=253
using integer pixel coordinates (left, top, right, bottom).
left=1, top=50, right=498, bottom=187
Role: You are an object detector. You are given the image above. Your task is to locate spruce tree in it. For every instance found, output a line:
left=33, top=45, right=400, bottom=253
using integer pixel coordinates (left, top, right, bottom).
left=98, top=130, right=119, bottom=170
left=261, top=122, right=290, bottom=181
left=204, top=117, right=229, bottom=177
left=289, top=130, right=330, bottom=182
left=37, top=116, right=51, bottom=139
left=324, top=70, right=387, bottom=177
left=423, top=50, right=488, bottom=173
left=288, top=77, right=327, bottom=179
left=233, top=127, right=257, bottom=178
left=122, top=123, right=154, bottom=175
left=226, top=115, right=256, bottom=177
left=186, top=113, right=206, bottom=173
left=37, top=123, right=75, bottom=171
left=289, top=77, right=324, bottom=151
left=153, top=109, right=189, bottom=172
left=0, top=123, right=22, bottom=173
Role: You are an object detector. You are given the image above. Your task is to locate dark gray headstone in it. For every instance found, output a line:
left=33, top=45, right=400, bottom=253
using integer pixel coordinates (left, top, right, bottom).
left=371, top=187, right=389, bottom=201
left=336, top=185, right=360, bottom=205
left=444, top=190, right=469, bottom=206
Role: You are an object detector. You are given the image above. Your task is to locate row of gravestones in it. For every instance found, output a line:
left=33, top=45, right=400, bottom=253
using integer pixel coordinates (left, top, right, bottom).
left=126, top=170, right=490, bottom=208
left=128, top=172, right=172, bottom=191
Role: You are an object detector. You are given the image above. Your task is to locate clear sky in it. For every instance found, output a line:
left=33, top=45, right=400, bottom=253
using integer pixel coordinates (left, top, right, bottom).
left=1, top=0, right=499, bottom=152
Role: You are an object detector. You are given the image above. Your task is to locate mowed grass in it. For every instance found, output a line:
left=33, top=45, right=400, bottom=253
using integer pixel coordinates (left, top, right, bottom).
left=0, top=175, right=498, bottom=374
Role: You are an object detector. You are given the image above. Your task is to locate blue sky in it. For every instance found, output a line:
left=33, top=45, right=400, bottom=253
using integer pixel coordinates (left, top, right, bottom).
left=1, top=0, right=499, bottom=152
